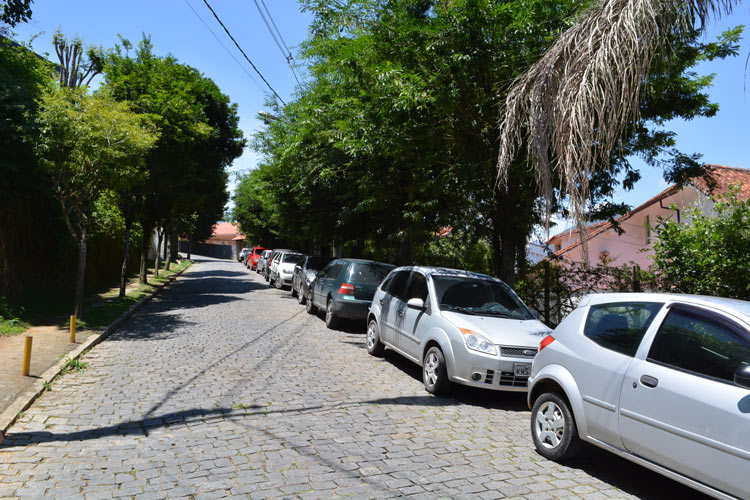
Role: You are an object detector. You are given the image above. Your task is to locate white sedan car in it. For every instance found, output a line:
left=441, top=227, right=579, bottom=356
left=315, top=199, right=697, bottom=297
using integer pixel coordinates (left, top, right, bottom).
left=367, top=266, right=551, bottom=395
left=528, top=293, right=750, bottom=500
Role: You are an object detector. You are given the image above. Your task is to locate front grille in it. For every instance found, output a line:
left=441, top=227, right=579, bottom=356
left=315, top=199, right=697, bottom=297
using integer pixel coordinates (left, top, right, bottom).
left=484, top=369, right=494, bottom=385
left=499, top=371, right=529, bottom=387
left=501, top=346, right=537, bottom=358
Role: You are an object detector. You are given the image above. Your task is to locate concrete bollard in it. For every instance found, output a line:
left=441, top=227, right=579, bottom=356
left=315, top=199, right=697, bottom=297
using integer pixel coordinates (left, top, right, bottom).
left=70, top=315, right=76, bottom=343
left=22, top=336, right=32, bottom=376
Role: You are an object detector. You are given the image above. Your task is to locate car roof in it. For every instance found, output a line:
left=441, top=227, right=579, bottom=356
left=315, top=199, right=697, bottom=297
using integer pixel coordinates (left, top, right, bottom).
left=581, top=292, right=750, bottom=322
left=332, top=258, right=395, bottom=266
left=389, top=265, right=506, bottom=283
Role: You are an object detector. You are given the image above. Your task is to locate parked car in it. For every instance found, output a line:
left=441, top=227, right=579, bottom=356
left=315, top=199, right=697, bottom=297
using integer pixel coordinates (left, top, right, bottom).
left=265, top=249, right=293, bottom=282
left=256, top=249, right=273, bottom=275
left=528, top=293, right=750, bottom=500
left=366, top=266, right=549, bottom=395
left=292, top=256, right=335, bottom=304
left=247, top=246, right=267, bottom=270
left=238, top=247, right=251, bottom=263
left=269, top=251, right=305, bottom=289
left=306, top=259, right=395, bottom=329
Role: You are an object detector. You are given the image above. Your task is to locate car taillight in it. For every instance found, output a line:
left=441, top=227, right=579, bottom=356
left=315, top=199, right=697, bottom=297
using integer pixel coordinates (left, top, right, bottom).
left=338, top=283, right=355, bottom=295
left=539, top=335, right=555, bottom=352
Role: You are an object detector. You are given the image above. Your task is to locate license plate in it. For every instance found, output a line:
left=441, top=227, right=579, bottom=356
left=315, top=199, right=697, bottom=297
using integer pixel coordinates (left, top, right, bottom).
left=514, top=363, right=531, bottom=377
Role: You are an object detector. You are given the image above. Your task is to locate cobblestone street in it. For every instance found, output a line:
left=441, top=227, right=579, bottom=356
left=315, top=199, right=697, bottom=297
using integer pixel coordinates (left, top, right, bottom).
left=0, top=257, right=708, bottom=499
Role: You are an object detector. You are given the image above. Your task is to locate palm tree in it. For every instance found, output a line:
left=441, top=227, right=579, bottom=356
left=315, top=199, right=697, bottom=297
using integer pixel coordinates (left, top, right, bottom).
left=496, top=0, right=737, bottom=231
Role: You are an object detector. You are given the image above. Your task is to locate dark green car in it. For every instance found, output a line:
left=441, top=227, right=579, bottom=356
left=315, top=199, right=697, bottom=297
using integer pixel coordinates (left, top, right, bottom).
left=306, top=258, right=395, bottom=329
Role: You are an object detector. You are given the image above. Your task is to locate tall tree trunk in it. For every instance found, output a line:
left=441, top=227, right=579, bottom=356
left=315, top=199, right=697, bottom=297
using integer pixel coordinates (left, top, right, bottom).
left=186, top=235, right=192, bottom=259
left=170, top=232, right=179, bottom=261
left=154, top=228, right=163, bottom=277
left=119, top=218, right=132, bottom=298
left=139, top=224, right=152, bottom=284
left=165, top=230, right=172, bottom=271
left=74, top=225, right=88, bottom=319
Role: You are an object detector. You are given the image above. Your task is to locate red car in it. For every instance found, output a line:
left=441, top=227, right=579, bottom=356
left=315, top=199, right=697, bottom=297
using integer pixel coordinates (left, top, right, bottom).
left=247, top=246, right=267, bottom=270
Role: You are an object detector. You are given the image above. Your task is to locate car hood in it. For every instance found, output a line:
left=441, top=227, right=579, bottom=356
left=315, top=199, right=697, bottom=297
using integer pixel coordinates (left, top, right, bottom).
left=440, top=311, right=550, bottom=347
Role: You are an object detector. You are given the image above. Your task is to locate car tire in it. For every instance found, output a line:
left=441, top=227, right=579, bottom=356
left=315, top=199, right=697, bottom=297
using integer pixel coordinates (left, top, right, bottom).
left=423, top=346, right=451, bottom=395
left=291, top=283, right=298, bottom=298
left=297, top=285, right=306, bottom=305
left=305, top=289, right=317, bottom=314
left=325, top=298, right=340, bottom=329
left=530, top=392, right=582, bottom=461
left=366, top=319, right=385, bottom=357
left=275, top=277, right=283, bottom=289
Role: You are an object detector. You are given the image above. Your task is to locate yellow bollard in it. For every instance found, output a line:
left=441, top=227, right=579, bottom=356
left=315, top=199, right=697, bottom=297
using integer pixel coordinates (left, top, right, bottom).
left=22, top=336, right=32, bottom=376
left=69, top=315, right=76, bottom=343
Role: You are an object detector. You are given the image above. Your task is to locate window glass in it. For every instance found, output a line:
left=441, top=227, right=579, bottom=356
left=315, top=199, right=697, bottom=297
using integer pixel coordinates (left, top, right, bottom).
left=648, top=306, right=750, bottom=383
left=324, top=262, right=341, bottom=279
left=281, top=253, right=303, bottom=264
left=254, top=248, right=264, bottom=255
left=433, top=276, right=533, bottom=320
left=306, top=256, right=333, bottom=271
left=347, top=262, right=395, bottom=284
left=584, top=302, right=663, bottom=357
left=384, top=271, right=411, bottom=299
left=406, top=272, right=428, bottom=301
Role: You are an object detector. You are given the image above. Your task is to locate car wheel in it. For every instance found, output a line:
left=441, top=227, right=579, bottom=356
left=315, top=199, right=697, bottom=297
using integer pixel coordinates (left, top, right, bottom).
left=423, top=346, right=451, bottom=395
left=531, top=392, right=582, bottom=461
left=291, top=282, right=298, bottom=297
left=305, top=289, right=317, bottom=314
left=297, top=285, right=306, bottom=305
left=366, top=319, right=385, bottom=357
left=325, top=298, right=340, bottom=329
left=275, top=277, right=283, bottom=289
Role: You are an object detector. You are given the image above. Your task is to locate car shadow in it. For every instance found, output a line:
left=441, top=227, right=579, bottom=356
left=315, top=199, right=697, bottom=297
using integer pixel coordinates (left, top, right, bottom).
left=559, top=445, right=711, bottom=499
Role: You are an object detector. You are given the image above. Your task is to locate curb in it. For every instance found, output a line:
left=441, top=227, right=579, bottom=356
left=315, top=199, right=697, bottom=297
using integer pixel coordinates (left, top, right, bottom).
left=0, top=262, right=193, bottom=442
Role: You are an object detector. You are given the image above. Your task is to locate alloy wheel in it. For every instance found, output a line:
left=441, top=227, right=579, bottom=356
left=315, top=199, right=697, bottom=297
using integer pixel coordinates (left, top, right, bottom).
left=534, top=401, right=566, bottom=449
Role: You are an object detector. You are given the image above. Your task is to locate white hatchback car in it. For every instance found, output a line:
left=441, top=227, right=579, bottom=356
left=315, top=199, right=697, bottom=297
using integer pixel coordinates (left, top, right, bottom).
left=528, top=293, right=750, bottom=500
left=367, top=266, right=551, bottom=395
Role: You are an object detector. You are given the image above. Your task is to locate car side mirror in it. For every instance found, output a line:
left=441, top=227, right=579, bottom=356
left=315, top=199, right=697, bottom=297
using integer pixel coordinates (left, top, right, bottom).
left=407, top=298, right=426, bottom=311
left=734, top=364, right=750, bottom=389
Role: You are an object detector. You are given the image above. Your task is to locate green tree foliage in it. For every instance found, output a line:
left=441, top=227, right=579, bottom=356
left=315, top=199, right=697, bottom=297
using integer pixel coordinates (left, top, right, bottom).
left=0, top=0, right=32, bottom=29
left=104, top=36, right=245, bottom=282
left=651, top=187, right=750, bottom=299
left=36, top=86, right=158, bottom=316
left=238, top=0, right=737, bottom=287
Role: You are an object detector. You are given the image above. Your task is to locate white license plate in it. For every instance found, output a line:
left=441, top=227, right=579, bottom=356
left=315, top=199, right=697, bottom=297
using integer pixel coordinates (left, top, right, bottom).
left=514, top=363, right=531, bottom=377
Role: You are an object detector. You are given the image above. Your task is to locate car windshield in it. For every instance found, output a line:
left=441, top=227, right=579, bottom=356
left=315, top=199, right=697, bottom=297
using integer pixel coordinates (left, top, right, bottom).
left=306, top=257, right=333, bottom=271
left=282, top=253, right=303, bottom=264
left=433, top=276, right=533, bottom=320
left=347, top=262, right=394, bottom=284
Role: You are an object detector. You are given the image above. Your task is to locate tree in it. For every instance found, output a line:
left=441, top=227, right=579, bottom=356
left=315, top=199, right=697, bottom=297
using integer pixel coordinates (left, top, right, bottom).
left=651, top=187, right=750, bottom=299
left=36, top=86, right=157, bottom=316
left=496, top=0, right=737, bottom=232
left=0, top=0, right=32, bottom=30
left=104, top=36, right=244, bottom=282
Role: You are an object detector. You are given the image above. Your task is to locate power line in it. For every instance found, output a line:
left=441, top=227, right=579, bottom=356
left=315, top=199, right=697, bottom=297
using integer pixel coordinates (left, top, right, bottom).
left=182, top=0, right=266, bottom=94
left=200, top=0, right=286, bottom=105
left=252, top=0, right=301, bottom=86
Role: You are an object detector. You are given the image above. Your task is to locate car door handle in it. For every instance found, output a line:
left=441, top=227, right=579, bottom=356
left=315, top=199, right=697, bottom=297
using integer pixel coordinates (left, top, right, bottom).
left=397, top=309, right=405, bottom=316
left=640, top=375, right=659, bottom=388
left=380, top=298, right=385, bottom=305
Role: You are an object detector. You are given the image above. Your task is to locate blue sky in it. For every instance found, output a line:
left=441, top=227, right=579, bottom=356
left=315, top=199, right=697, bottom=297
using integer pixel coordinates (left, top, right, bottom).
left=11, top=1, right=750, bottom=214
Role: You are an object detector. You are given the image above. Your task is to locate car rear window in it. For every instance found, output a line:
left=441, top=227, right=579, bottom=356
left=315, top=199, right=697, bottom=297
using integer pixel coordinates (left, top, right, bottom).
left=282, top=253, right=303, bottom=263
left=347, top=262, right=394, bottom=284
left=254, top=248, right=264, bottom=254
left=584, top=302, right=664, bottom=357
left=307, top=256, right=333, bottom=271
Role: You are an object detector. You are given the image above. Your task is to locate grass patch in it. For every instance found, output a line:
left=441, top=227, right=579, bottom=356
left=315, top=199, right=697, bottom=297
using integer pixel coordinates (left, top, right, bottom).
left=0, top=316, right=29, bottom=337
left=62, top=356, right=88, bottom=373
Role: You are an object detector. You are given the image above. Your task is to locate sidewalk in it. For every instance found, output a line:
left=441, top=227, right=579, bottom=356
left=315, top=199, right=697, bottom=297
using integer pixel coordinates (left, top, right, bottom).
left=0, top=262, right=192, bottom=441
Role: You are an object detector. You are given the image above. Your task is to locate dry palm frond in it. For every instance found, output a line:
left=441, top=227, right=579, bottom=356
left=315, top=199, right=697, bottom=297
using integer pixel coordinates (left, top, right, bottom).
left=496, top=0, right=736, bottom=239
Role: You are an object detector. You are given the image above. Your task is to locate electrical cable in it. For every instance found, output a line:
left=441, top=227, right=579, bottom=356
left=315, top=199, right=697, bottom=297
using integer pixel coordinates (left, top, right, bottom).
left=182, top=0, right=266, bottom=94
left=200, top=0, right=286, bottom=105
left=252, top=0, right=301, bottom=86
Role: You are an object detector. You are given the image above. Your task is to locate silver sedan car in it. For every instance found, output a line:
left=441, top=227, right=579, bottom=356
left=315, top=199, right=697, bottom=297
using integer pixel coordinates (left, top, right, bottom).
left=528, top=293, right=750, bottom=500
left=367, top=266, right=551, bottom=395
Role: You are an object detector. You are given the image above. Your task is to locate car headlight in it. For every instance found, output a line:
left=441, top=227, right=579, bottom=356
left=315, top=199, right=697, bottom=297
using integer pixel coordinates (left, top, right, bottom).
left=460, top=328, right=497, bottom=356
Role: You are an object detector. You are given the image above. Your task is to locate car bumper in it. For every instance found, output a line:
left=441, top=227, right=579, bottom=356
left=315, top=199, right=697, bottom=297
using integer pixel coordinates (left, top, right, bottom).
left=279, top=274, right=293, bottom=286
left=334, top=298, right=371, bottom=321
left=449, top=345, right=535, bottom=392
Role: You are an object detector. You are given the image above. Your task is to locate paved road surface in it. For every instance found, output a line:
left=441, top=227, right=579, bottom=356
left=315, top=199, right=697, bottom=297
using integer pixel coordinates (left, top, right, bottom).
left=0, top=257, right=708, bottom=499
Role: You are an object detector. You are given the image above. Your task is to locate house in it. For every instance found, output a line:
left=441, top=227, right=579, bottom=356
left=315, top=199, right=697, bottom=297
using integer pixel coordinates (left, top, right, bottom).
left=548, top=164, right=750, bottom=268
